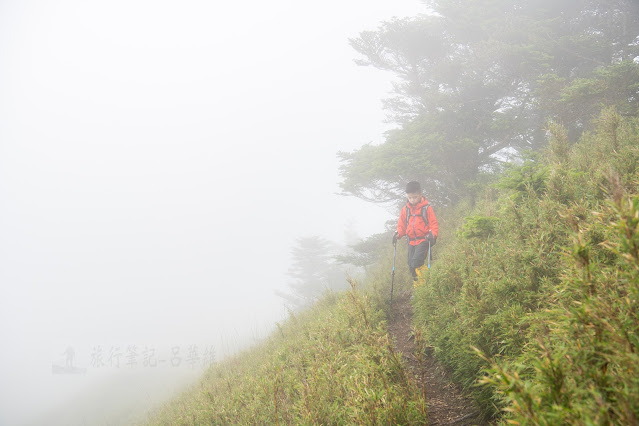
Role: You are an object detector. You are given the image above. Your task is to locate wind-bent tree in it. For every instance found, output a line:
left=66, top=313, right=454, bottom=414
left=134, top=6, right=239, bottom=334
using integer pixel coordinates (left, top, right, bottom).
left=277, top=236, right=347, bottom=309
left=340, top=0, right=639, bottom=206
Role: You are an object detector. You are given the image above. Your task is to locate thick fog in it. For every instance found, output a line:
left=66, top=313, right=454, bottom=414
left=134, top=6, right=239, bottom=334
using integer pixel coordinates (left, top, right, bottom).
left=0, top=1, right=424, bottom=424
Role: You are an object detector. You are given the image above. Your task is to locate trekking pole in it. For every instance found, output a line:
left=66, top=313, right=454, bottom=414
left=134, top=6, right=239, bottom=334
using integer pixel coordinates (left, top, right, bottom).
left=390, top=239, right=397, bottom=307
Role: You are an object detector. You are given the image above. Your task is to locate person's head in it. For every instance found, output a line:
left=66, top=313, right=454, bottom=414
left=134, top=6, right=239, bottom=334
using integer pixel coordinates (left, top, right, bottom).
left=405, top=181, right=421, bottom=205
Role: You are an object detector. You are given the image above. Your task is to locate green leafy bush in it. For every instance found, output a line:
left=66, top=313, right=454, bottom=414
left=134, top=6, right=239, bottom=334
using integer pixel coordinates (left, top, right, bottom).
left=482, top=196, right=639, bottom=424
left=458, top=215, right=500, bottom=239
left=413, top=109, right=639, bottom=420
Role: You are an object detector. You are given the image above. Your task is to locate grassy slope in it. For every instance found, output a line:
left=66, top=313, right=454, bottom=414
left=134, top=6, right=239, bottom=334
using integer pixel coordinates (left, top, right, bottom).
left=146, top=275, right=426, bottom=425
left=413, top=109, right=639, bottom=422
left=148, top=109, right=639, bottom=425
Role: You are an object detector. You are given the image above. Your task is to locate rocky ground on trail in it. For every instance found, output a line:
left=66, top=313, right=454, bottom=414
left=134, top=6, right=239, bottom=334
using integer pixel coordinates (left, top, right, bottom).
left=388, top=290, right=487, bottom=426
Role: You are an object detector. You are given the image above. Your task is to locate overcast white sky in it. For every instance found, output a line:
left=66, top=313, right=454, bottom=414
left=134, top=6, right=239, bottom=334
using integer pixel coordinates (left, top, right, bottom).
left=0, top=1, right=426, bottom=424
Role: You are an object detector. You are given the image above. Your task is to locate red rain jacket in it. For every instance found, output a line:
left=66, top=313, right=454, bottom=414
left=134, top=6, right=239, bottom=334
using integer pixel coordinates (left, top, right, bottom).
left=396, top=196, right=439, bottom=246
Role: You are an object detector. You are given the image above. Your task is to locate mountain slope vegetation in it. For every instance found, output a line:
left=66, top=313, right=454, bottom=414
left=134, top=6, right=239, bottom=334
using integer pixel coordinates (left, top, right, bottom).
left=147, top=111, right=639, bottom=424
left=413, top=109, right=639, bottom=422
left=147, top=1, right=639, bottom=423
left=146, top=278, right=427, bottom=425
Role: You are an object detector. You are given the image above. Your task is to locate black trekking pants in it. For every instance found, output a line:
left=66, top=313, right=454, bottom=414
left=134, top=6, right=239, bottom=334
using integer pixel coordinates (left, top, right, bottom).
left=407, top=241, right=428, bottom=279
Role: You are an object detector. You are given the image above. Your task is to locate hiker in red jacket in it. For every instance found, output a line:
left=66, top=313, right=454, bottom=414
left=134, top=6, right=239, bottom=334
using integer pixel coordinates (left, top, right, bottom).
left=393, top=181, right=439, bottom=280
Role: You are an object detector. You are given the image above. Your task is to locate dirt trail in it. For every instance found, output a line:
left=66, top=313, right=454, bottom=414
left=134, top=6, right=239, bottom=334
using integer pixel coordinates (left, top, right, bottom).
left=388, top=290, right=486, bottom=426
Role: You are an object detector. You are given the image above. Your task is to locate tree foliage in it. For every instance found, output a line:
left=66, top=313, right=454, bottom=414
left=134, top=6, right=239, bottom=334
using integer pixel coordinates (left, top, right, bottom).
left=334, top=231, right=391, bottom=268
left=277, top=236, right=348, bottom=310
left=340, top=0, right=639, bottom=205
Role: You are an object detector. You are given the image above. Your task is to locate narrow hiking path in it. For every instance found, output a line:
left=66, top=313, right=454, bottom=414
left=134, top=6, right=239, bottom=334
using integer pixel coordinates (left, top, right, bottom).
left=388, top=289, right=485, bottom=426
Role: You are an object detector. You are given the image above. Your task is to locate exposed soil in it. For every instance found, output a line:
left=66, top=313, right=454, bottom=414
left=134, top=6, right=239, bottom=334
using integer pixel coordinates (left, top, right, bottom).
left=388, top=289, right=486, bottom=426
